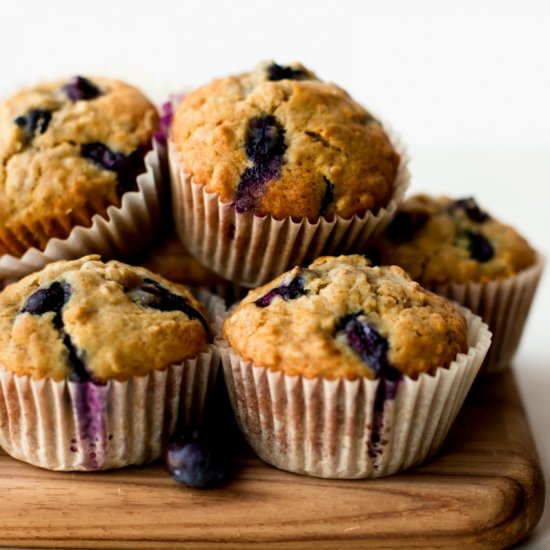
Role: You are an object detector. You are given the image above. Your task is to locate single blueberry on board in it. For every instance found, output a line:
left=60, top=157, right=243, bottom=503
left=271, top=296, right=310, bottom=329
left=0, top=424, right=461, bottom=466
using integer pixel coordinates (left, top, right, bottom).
left=320, top=176, right=335, bottom=215
left=255, top=275, right=307, bottom=308
left=62, top=76, right=102, bottom=101
left=266, top=62, right=309, bottom=81
left=14, top=109, right=52, bottom=140
left=450, top=197, right=490, bottom=223
left=164, top=433, right=227, bottom=489
left=126, top=278, right=211, bottom=339
left=466, top=230, right=495, bottom=262
left=386, top=211, right=429, bottom=242
left=235, top=115, right=287, bottom=213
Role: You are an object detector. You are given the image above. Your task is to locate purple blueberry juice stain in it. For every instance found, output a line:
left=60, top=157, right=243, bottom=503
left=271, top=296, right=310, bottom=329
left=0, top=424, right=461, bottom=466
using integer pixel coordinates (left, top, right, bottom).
left=449, top=197, right=490, bottom=223
left=62, top=76, right=102, bottom=101
left=72, top=381, right=109, bottom=469
left=154, top=100, right=174, bottom=145
left=235, top=115, right=287, bottom=213
left=336, top=313, right=402, bottom=462
left=255, top=274, right=307, bottom=307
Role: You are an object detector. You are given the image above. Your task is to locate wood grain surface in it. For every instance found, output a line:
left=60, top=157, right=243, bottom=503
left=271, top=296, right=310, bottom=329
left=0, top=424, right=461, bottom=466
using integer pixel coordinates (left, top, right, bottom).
left=0, top=369, right=544, bottom=549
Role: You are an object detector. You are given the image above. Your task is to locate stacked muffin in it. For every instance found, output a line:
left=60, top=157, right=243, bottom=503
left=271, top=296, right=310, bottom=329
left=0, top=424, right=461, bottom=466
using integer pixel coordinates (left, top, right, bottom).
left=0, top=62, right=541, bottom=478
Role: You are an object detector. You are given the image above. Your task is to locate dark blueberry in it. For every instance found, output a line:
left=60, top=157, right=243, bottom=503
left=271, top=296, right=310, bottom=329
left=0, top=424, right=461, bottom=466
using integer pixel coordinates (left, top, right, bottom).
left=386, top=210, right=429, bottom=242
left=320, top=176, right=335, bottom=215
left=14, top=109, right=52, bottom=140
left=450, top=197, right=490, bottom=223
left=164, top=433, right=227, bottom=489
left=466, top=230, right=494, bottom=262
left=64, top=333, right=91, bottom=383
left=20, top=281, right=71, bottom=328
left=266, top=62, right=309, bottom=81
left=126, top=278, right=211, bottom=339
left=235, top=115, right=287, bottom=213
left=245, top=115, right=286, bottom=166
left=81, top=142, right=128, bottom=172
left=81, top=142, right=146, bottom=194
left=337, top=313, right=400, bottom=380
left=255, top=275, right=307, bottom=307
left=62, top=76, right=101, bottom=101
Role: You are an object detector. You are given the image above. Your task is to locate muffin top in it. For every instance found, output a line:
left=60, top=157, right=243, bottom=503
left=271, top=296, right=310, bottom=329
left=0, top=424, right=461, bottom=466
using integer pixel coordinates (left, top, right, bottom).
left=0, top=76, right=159, bottom=255
left=223, top=255, right=468, bottom=380
left=0, top=256, right=210, bottom=382
left=172, top=61, right=400, bottom=220
left=371, top=194, right=536, bottom=285
left=135, top=234, right=224, bottom=288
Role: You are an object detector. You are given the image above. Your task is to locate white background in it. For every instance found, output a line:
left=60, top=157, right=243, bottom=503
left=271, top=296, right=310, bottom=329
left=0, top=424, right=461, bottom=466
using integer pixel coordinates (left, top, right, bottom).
left=1, top=1, right=549, bottom=548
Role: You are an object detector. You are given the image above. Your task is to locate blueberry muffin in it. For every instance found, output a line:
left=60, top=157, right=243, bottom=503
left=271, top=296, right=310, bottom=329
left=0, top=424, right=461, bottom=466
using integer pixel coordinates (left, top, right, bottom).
left=223, top=255, right=468, bottom=380
left=0, top=76, right=159, bottom=256
left=169, top=62, right=408, bottom=287
left=220, top=255, right=490, bottom=478
left=0, top=256, right=219, bottom=471
left=372, top=195, right=536, bottom=285
left=371, top=195, right=542, bottom=372
left=172, top=61, right=399, bottom=220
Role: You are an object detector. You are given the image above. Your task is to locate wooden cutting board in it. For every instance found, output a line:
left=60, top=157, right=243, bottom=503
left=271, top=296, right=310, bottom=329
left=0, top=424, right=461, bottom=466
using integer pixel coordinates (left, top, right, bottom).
left=0, top=369, right=543, bottom=549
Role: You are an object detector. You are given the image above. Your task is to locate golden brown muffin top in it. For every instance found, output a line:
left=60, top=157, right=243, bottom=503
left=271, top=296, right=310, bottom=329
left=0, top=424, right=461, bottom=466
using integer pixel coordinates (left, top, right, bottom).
left=223, top=255, right=468, bottom=380
left=371, top=194, right=536, bottom=285
left=0, top=76, right=159, bottom=255
left=0, top=256, right=210, bottom=382
left=172, top=61, right=400, bottom=220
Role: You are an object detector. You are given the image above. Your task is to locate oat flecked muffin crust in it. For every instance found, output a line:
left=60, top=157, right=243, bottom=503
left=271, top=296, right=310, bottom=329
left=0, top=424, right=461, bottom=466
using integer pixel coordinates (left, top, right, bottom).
left=172, top=61, right=400, bottom=220
left=371, top=194, right=536, bottom=285
left=223, top=255, right=468, bottom=380
left=0, top=76, right=159, bottom=256
left=0, top=256, right=210, bottom=382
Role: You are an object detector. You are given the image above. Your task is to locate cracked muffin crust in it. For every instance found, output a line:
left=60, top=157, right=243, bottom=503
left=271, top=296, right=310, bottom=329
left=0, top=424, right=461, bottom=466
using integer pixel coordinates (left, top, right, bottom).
left=0, top=76, right=159, bottom=256
left=172, top=61, right=400, bottom=220
left=222, top=255, right=468, bottom=380
left=0, top=255, right=210, bottom=382
left=371, top=194, right=536, bottom=285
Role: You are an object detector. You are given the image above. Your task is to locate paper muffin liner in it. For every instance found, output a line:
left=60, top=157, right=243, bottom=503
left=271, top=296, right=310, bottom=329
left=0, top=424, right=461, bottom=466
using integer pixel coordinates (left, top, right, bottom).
left=0, top=140, right=166, bottom=280
left=169, top=126, right=410, bottom=287
left=220, top=307, right=491, bottom=479
left=430, top=253, right=544, bottom=373
left=0, top=290, right=223, bottom=471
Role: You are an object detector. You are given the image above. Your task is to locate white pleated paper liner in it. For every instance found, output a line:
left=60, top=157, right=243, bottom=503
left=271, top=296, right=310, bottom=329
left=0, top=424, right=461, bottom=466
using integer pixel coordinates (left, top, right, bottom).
left=169, top=126, right=410, bottom=288
left=0, top=140, right=166, bottom=280
left=431, top=253, right=544, bottom=373
left=220, top=307, right=491, bottom=479
left=0, top=291, right=223, bottom=472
